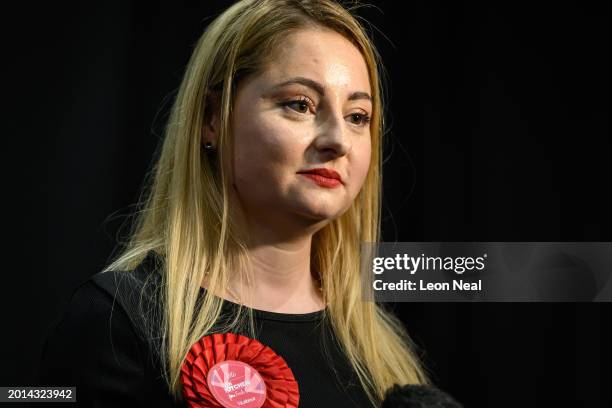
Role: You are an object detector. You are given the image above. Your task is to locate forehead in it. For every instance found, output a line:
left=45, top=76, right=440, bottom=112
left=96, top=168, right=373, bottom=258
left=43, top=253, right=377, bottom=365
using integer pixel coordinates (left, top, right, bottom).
left=257, top=28, right=371, bottom=94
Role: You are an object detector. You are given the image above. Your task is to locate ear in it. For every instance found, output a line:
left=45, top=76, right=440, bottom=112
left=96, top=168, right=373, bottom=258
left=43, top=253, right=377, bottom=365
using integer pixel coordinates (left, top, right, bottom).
left=202, top=90, right=221, bottom=147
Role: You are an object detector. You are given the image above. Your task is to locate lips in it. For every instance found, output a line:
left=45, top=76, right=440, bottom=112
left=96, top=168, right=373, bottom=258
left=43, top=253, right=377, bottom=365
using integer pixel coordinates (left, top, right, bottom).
left=297, top=168, right=343, bottom=188
left=297, top=168, right=342, bottom=182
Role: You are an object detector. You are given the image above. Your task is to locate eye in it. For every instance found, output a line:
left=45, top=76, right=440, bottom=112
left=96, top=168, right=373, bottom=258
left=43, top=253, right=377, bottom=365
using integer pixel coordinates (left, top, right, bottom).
left=348, top=112, right=371, bottom=126
left=279, top=96, right=314, bottom=114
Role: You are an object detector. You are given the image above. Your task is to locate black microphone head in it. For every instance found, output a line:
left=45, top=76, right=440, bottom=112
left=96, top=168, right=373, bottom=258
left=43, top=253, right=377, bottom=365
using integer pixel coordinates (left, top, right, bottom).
left=381, top=384, right=463, bottom=408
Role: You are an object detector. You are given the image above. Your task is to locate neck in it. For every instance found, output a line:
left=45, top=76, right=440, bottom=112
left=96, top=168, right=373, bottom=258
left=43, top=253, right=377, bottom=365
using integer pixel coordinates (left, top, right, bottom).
left=226, top=209, right=326, bottom=314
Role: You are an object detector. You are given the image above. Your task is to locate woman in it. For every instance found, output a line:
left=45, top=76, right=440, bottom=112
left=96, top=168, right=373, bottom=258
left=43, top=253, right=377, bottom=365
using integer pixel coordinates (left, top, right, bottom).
left=39, top=0, right=429, bottom=406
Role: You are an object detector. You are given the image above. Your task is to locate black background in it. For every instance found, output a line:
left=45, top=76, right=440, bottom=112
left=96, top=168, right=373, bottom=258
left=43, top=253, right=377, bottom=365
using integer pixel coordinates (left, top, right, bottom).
left=4, top=1, right=609, bottom=407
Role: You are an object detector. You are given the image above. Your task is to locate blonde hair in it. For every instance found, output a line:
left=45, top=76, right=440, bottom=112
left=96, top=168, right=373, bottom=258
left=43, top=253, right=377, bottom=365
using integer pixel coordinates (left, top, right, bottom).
left=104, top=0, right=428, bottom=405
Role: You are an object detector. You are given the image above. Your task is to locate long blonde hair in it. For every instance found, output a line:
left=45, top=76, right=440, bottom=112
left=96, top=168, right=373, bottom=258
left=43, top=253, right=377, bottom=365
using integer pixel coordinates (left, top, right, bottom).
left=104, top=0, right=428, bottom=405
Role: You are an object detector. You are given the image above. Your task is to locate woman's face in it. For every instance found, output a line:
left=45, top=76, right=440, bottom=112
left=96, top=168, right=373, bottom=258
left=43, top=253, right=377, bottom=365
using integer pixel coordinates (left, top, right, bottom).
left=230, top=28, right=372, bottom=231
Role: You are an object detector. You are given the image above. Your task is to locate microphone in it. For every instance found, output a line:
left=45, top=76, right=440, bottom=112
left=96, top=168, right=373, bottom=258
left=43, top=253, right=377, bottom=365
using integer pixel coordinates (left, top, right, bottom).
left=381, top=384, right=463, bottom=408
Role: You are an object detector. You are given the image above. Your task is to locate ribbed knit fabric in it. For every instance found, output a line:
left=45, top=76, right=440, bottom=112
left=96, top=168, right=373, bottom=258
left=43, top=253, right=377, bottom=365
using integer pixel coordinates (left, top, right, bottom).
left=38, top=252, right=373, bottom=407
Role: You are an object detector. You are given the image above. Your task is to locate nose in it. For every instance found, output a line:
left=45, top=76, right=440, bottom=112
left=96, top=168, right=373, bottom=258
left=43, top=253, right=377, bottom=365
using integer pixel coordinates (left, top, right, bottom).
left=313, top=111, right=351, bottom=159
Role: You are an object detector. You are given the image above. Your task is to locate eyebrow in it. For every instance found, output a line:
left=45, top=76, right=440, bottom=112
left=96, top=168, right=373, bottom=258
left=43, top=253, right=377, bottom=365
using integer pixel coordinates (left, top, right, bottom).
left=270, top=76, right=372, bottom=102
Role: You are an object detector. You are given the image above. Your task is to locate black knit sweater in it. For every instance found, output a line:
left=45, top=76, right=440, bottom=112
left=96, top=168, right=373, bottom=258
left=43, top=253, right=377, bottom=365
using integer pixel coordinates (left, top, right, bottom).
left=38, top=252, right=373, bottom=407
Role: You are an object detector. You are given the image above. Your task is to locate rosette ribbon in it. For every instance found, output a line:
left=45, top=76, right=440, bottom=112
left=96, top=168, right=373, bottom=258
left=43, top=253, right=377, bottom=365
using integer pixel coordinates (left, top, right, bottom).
left=181, top=333, right=300, bottom=408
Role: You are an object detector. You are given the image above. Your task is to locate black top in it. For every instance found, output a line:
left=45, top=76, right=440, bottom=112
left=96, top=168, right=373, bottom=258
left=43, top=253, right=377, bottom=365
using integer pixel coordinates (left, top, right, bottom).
left=38, top=252, right=374, bottom=407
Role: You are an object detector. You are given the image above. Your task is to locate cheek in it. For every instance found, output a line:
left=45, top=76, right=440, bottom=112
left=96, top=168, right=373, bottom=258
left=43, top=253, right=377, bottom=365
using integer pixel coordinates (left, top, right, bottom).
left=350, top=138, right=372, bottom=192
left=232, top=115, right=304, bottom=186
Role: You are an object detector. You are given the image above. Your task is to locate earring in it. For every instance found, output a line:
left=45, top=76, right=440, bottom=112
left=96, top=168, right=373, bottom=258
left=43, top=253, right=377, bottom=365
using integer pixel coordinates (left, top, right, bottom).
left=204, top=141, right=215, bottom=152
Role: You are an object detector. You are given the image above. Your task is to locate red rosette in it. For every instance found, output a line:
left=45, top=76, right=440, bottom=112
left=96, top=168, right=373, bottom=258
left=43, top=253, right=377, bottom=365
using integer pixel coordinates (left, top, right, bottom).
left=181, top=333, right=300, bottom=408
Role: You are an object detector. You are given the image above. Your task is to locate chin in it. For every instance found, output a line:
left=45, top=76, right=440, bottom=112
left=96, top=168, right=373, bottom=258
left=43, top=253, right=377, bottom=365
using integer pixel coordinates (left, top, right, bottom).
left=293, top=204, right=345, bottom=224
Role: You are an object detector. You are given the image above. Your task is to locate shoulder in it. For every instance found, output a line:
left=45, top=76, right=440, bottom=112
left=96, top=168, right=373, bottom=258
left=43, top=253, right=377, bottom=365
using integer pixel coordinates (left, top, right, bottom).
left=38, top=253, right=163, bottom=400
left=83, top=251, right=163, bottom=339
left=39, top=275, right=143, bottom=376
left=45, top=272, right=138, bottom=341
left=47, top=256, right=156, bottom=347
left=38, top=279, right=148, bottom=404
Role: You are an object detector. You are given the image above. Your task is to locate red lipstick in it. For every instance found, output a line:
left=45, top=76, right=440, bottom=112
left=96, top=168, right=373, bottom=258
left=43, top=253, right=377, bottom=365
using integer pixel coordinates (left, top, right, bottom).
left=297, top=168, right=343, bottom=188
